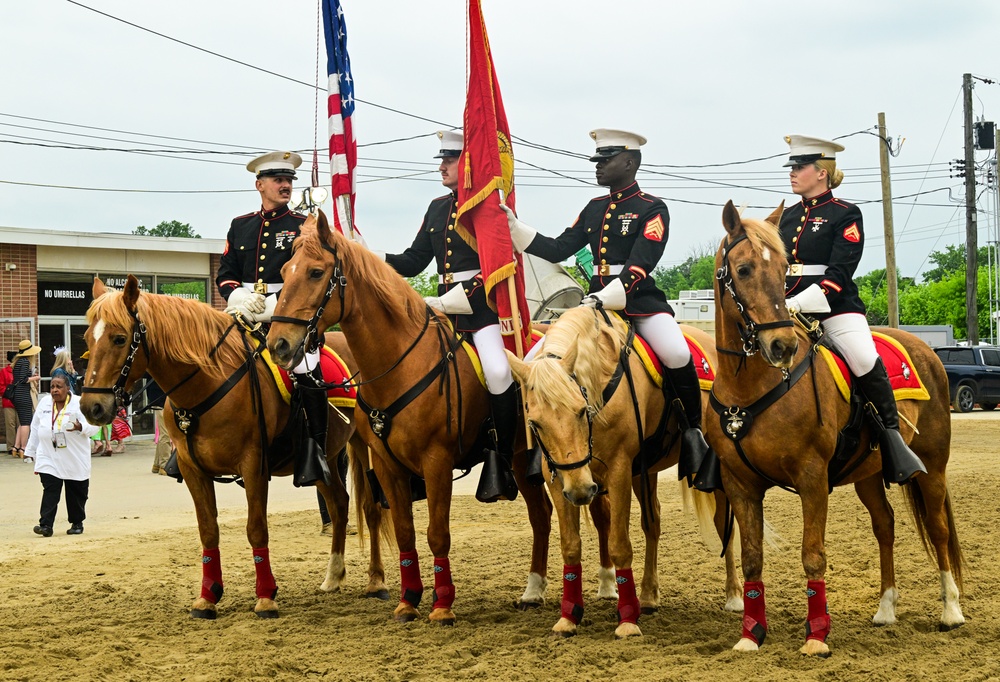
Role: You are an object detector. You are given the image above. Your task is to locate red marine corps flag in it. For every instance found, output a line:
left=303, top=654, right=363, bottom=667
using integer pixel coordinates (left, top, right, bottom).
left=455, top=0, right=531, bottom=356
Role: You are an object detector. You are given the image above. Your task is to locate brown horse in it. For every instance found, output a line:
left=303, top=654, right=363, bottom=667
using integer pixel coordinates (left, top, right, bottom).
left=267, top=212, right=630, bottom=625
left=79, top=276, right=388, bottom=619
left=507, top=307, right=741, bottom=638
left=708, top=202, right=964, bottom=656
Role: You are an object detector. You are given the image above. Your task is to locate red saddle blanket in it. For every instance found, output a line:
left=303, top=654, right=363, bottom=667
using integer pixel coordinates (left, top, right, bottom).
left=262, top=345, right=357, bottom=407
left=819, top=331, right=930, bottom=402
left=631, top=332, right=716, bottom=391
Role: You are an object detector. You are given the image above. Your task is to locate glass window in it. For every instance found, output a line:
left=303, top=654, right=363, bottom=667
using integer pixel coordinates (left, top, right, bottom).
left=100, top=274, right=152, bottom=292
left=981, top=349, right=1000, bottom=367
left=157, top=276, right=208, bottom=303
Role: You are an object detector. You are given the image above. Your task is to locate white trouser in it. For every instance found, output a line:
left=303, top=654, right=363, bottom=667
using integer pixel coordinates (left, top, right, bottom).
left=635, top=313, right=691, bottom=370
left=822, top=313, right=877, bottom=375
left=292, top=347, right=322, bottom=376
left=472, top=324, right=513, bottom=395
left=523, top=313, right=690, bottom=370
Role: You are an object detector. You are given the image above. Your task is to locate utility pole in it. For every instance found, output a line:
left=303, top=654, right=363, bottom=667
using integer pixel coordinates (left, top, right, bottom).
left=964, top=73, right=979, bottom=344
left=878, top=112, right=899, bottom=328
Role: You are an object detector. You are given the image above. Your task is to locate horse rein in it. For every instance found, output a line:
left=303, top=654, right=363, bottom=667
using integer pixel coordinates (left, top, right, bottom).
left=715, top=233, right=794, bottom=360
left=528, top=380, right=596, bottom=480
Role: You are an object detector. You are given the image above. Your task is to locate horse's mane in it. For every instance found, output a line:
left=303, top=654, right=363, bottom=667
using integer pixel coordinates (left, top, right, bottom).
left=87, top=289, right=247, bottom=380
left=739, top=214, right=788, bottom=262
left=294, top=218, right=426, bottom=328
left=524, top=307, right=627, bottom=419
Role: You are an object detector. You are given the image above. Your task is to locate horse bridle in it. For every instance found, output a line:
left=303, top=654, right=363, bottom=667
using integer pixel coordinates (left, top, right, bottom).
left=270, top=239, right=347, bottom=357
left=715, top=233, right=794, bottom=358
left=528, top=378, right=596, bottom=480
left=81, top=307, right=148, bottom=409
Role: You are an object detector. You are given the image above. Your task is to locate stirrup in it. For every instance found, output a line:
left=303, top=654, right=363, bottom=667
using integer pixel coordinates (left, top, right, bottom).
left=293, top=437, right=332, bottom=488
left=476, top=449, right=518, bottom=503
left=879, top=429, right=927, bottom=487
left=678, top=427, right=711, bottom=485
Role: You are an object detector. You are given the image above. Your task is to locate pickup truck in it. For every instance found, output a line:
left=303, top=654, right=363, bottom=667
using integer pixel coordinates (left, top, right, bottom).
left=933, top=345, right=1000, bottom=412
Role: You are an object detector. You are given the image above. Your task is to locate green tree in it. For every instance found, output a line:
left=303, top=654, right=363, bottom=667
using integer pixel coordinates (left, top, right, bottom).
left=920, top=244, right=988, bottom=282
left=406, top=271, right=438, bottom=297
left=133, top=220, right=201, bottom=238
left=653, top=254, right=715, bottom=299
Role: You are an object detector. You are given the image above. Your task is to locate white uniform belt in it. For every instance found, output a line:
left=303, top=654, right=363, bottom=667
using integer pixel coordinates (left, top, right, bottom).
left=439, top=269, right=480, bottom=284
left=595, top=264, right=625, bottom=276
left=786, top=264, right=828, bottom=277
left=243, top=282, right=283, bottom=294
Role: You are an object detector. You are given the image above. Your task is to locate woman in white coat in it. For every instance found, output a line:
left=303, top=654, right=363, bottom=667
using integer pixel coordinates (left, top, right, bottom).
left=25, top=374, right=100, bottom=537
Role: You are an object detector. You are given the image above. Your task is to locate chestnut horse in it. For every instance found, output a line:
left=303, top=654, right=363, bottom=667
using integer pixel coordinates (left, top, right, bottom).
left=708, top=202, right=964, bottom=656
left=267, top=212, right=630, bottom=625
left=80, top=276, right=388, bottom=619
left=507, top=307, right=741, bottom=638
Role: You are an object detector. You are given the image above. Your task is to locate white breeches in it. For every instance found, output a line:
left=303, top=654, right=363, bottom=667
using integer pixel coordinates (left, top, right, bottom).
left=635, top=314, right=691, bottom=370
left=822, top=313, right=877, bottom=375
left=292, top=347, right=322, bottom=376
left=472, top=325, right=513, bottom=395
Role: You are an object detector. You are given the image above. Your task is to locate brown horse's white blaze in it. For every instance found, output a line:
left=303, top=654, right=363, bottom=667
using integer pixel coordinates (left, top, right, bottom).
left=710, top=202, right=965, bottom=657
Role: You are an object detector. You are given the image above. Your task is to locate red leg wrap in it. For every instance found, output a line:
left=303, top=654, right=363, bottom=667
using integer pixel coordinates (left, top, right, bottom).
left=398, top=550, right=423, bottom=608
left=561, top=564, right=585, bottom=624
left=615, top=568, right=640, bottom=625
left=741, top=580, right=767, bottom=645
left=252, top=547, right=278, bottom=601
left=805, top=579, right=831, bottom=642
left=200, top=548, right=224, bottom=604
left=431, top=557, right=454, bottom=611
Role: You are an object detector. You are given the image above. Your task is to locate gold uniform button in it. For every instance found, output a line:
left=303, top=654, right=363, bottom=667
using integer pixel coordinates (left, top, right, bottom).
left=616, top=193, right=622, bottom=199
left=603, top=225, right=609, bottom=231
left=239, top=246, right=245, bottom=250
left=258, top=266, right=264, bottom=272
left=448, top=225, right=454, bottom=231
left=264, top=222, right=270, bottom=227
left=263, top=232, right=270, bottom=237
left=792, top=237, right=798, bottom=243
left=602, top=236, right=609, bottom=243
left=631, top=275, right=636, bottom=279
left=260, top=255, right=266, bottom=260
left=600, top=247, right=607, bottom=254
left=811, top=199, right=817, bottom=205
left=262, top=243, right=267, bottom=249
left=792, top=249, right=797, bottom=256
left=605, top=213, right=612, bottom=219
left=610, top=203, right=617, bottom=209
left=451, top=213, right=457, bottom=218
left=446, top=238, right=451, bottom=244
left=447, top=250, right=452, bottom=256
left=445, top=263, right=451, bottom=269
left=800, top=217, right=805, bottom=222
left=601, top=260, right=607, bottom=265
left=796, top=226, right=802, bottom=233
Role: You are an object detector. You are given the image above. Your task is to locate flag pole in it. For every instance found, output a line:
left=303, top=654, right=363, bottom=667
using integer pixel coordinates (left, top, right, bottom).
left=339, top=194, right=355, bottom=240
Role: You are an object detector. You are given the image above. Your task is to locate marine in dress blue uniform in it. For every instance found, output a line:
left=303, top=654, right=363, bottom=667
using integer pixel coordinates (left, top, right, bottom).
left=780, top=134, right=925, bottom=486
left=503, top=129, right=715, bottom=490
left=381, top=131, right=518, bottom=503
left=214, top=151, right=331, bottom=488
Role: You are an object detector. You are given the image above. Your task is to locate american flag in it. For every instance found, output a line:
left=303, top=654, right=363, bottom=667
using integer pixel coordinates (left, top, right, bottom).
left=323, top=0, right=357, bottom=235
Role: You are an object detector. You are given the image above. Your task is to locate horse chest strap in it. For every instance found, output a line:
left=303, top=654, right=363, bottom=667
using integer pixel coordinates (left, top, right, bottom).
left=367, top=409, right=392, bottom=440
left=721, top=406, right=753, bottom=441
left=174, top=408, right=198, bottom=435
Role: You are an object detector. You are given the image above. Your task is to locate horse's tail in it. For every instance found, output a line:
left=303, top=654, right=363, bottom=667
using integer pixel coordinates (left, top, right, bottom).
left=681, top=482, right=726, bottom=555
left=903, top=480, right=965, bottom=590
left=349, top=440, right=395, bottom=552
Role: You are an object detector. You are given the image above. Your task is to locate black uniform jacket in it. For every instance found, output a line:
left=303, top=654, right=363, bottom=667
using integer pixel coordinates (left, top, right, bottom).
left=385, top=193, right=498, bottom=332
left=216, top=204, right=307, bottom=300
left=779, top=190, right=866, bottom=318
left=524, top=182, right=673, bottom=317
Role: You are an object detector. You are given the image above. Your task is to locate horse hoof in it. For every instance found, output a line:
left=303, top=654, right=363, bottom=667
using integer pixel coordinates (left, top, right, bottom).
left=939, top=621, right=965, bottom=632
left=640, top=606, right=658, bottom=615
left=550, top=630, right=576, bottom=639
left=255, top=609, right=279, bottom=619
left=433, top=617, right=456, bottom=627
left=615, top=622, right=642, bottom=639
left=514, top=600, right=543, bottom=611
left=363, top=589, right=391, bottom=601
left=190, top=608, right=217, bottom=620
left=799, top=639, right=831, bottom=657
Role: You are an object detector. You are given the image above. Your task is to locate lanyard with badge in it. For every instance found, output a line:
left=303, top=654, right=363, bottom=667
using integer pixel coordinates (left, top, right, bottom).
left=52, top=402, right=68, bottom=448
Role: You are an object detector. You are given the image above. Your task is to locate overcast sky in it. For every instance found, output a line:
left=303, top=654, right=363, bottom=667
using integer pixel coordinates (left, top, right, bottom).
left=4, top=0, right=1000, bottom=281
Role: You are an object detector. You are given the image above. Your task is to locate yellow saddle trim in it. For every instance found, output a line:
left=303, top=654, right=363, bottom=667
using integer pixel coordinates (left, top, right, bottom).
left=435, top=314, right=489, bottom=390
left=260, top=346, right=358, bottom=409
left=817, top=332, right=930, bottom=403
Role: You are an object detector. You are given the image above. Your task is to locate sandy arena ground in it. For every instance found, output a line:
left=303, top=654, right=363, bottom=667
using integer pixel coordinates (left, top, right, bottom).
left=0, top=412, right=997, bottom=681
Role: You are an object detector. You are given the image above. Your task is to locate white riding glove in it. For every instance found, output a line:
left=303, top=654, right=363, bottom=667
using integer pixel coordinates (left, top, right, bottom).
left=372, top=250, right=386, bottom=261
left=424, top=285, right=473, bottom=315
left=499, top=204, right=537, bottom=253
left=225, top=288, right=266, bottom=315
left=786, top=283, right=831, bottom=315
left=580, top=278, right=627, bottom=311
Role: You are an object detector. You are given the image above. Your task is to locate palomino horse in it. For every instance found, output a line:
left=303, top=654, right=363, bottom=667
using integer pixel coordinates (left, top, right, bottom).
left=507, top=307, right=740, bottom=638
left=80, top=276, right=389, bottom=619
left=708, top=202, right=964, bottom=656
left=267, top=212, right=629, bottom=625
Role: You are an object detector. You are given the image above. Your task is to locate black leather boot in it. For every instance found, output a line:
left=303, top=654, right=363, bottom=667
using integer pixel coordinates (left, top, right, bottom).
left=855, top=359, right=927, bottom=487
left=294, top=367, right=333, bottom=488
left=665, top=359, right=716, bottom=488
left=476, top=384, right=519, bottom=503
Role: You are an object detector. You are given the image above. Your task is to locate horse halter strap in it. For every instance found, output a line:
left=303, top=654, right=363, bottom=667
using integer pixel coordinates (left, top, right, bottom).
left=530, top=381, right=595, bottom=476
left=715, top=233, right=794, bottom=357
left=81, top=307, right=149, bottom=410
left=270, top=240, right=347, bottom=355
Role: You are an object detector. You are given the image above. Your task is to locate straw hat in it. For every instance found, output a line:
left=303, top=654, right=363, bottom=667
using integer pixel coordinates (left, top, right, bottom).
left=16, top=339, right=41, bottom=357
